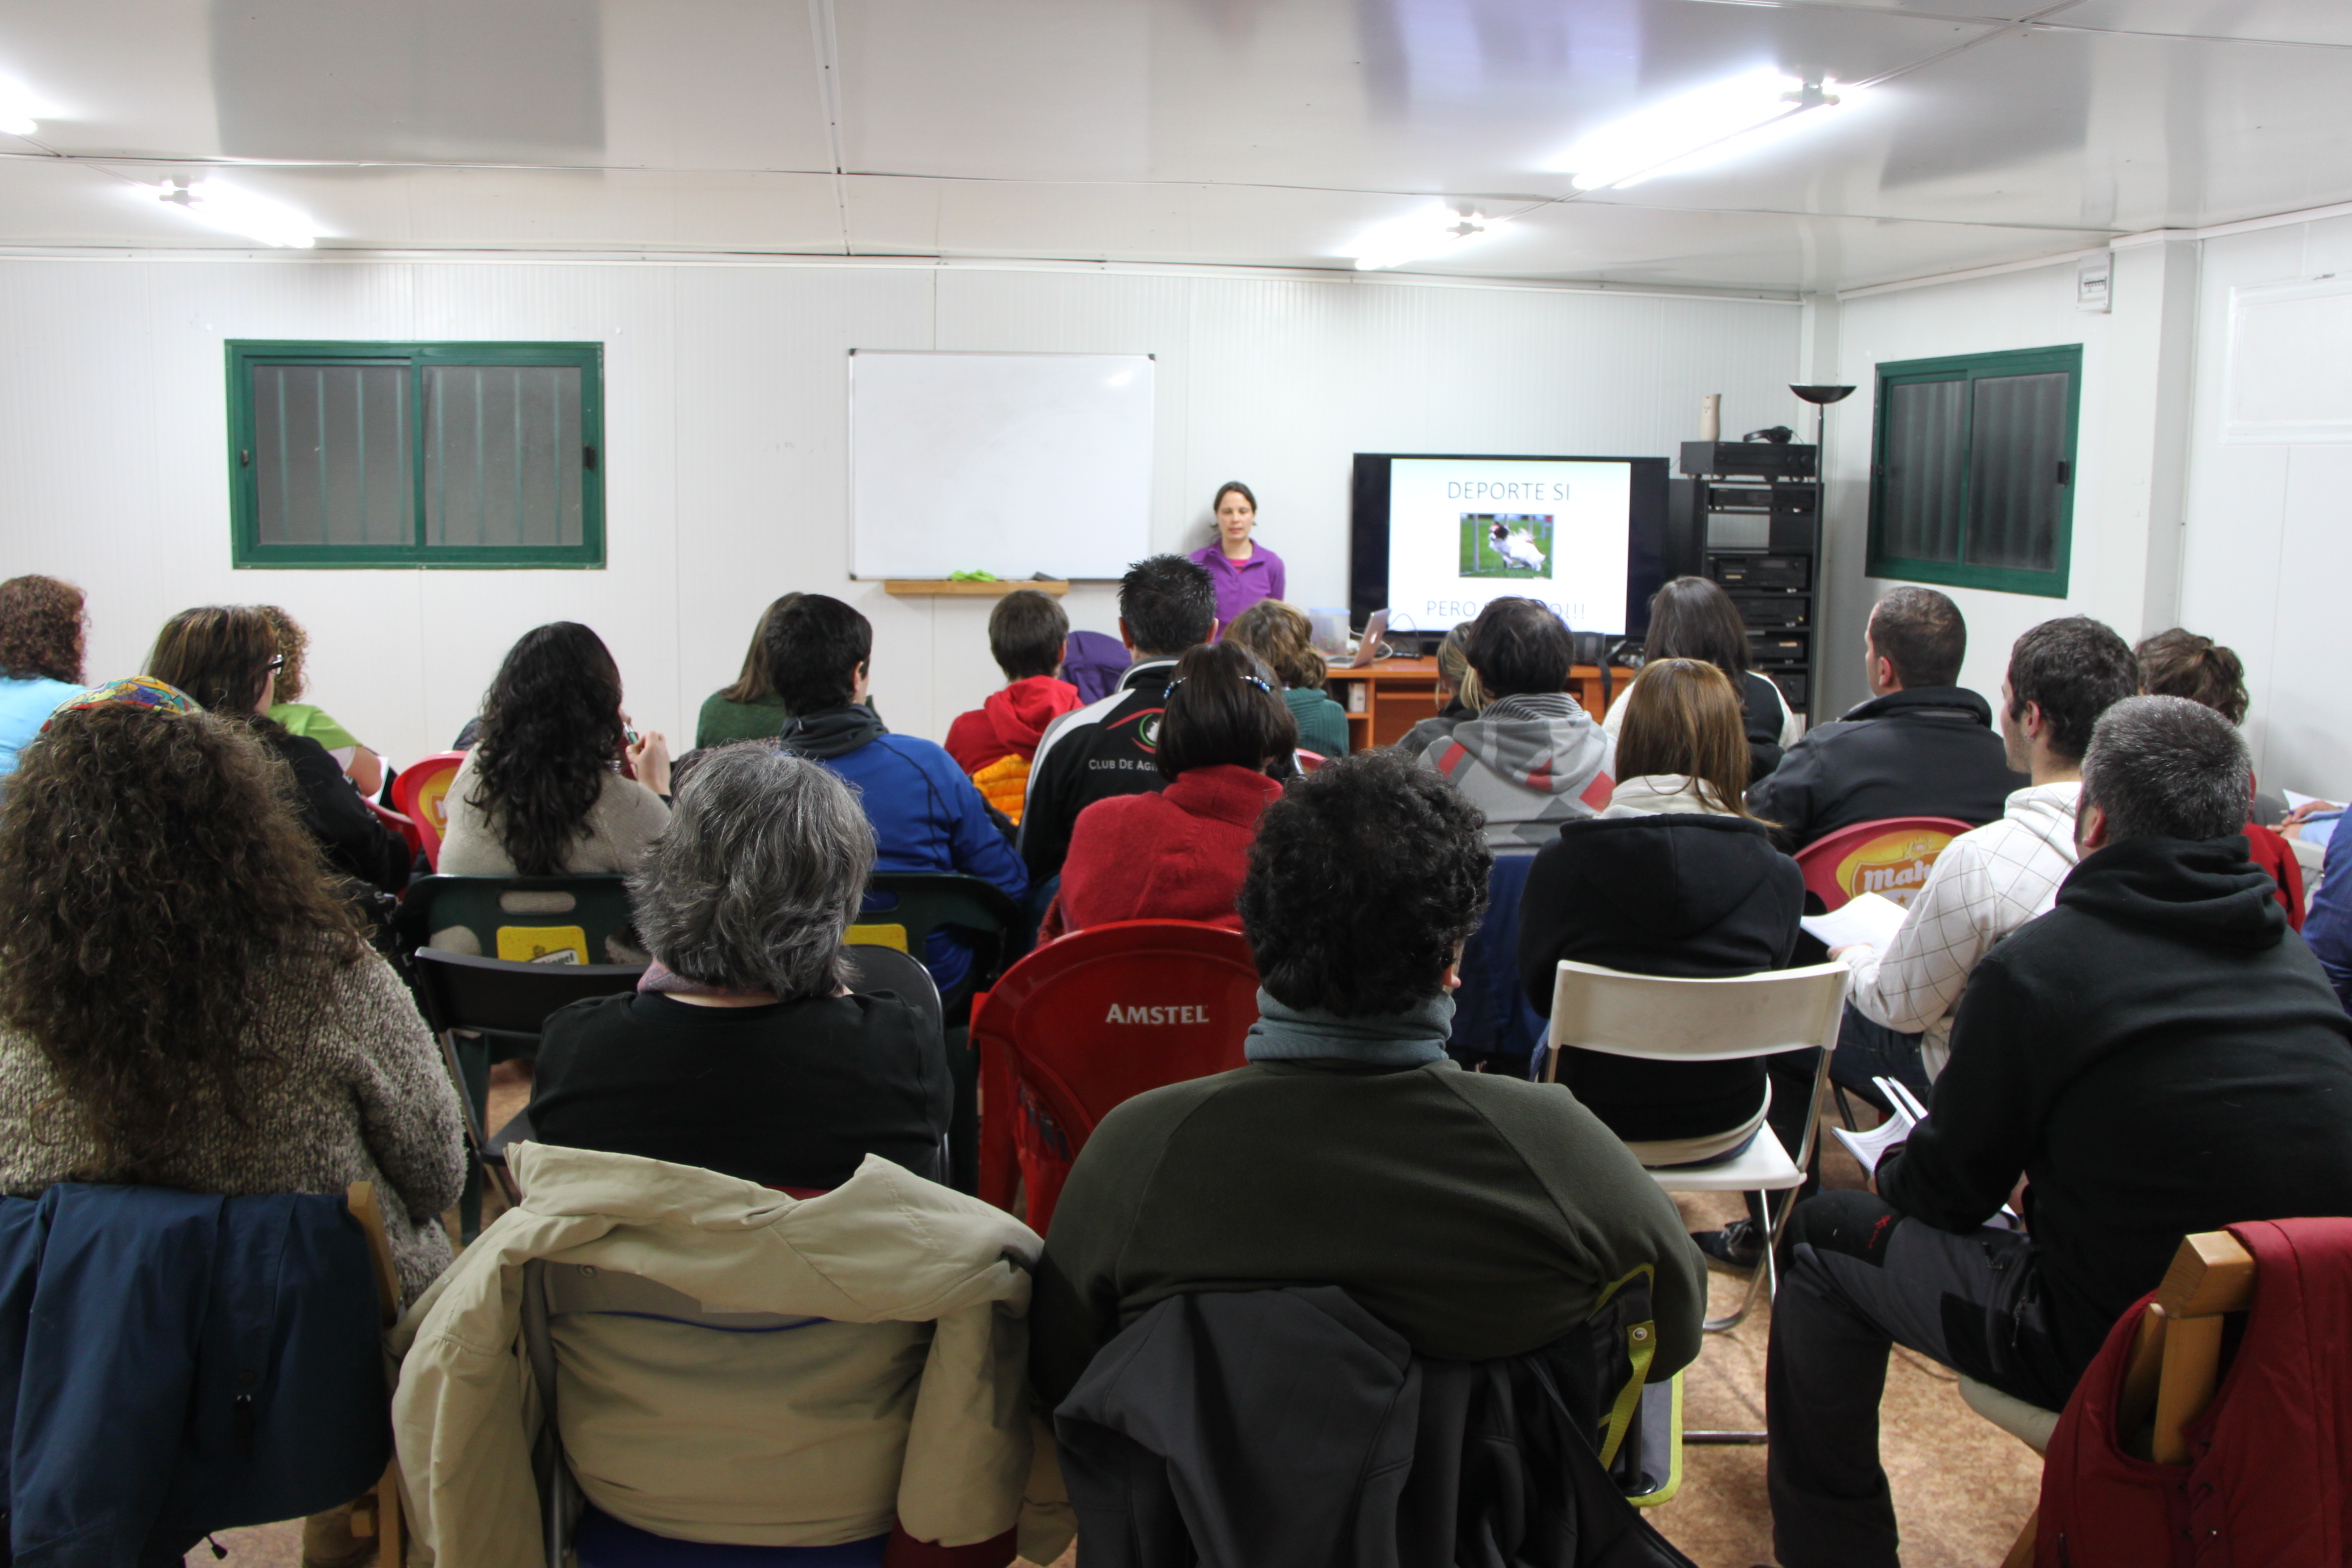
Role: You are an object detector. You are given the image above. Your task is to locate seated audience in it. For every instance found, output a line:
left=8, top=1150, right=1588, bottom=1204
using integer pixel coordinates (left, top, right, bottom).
left=1419, top=596, right=1614, bottom=847
left=1833, top=616, right=2140, bottom=1087
left=1749, top=586, right=2024, bottom=847
left=1396, top=620, right=1479, bottom=759
left=0, top=681, right=464, bottom=1304
left=0, top=575, right=84, bottom=777
left=1765, top=696, right=2352, bottom=1568
left=1029, top=749, right=1705, bottom=1411
left=149, top=605, right=409, bottom=897
left=440, top=622, right=672, bottom=877
left=530, top=747, right=951, bottom=1187
left=1518, top=658, right=1806, bottom=1270
left=1221, top=598, right=1349, bottom=758
left=943, top=588, right=1081, bottom=824
left=2134, top=625, right=2305, bottom=925
left=1020, top=555, right=1216, bottom=885
left=256, top=604, right=383, bottom=797
left=696, top=593, right=799, bottom=750
left=765, top=595, right=1025, bottom=998
left=1050, top=639, right=1295, bottom=936
left=1606, top=575, right=1801, bottom=782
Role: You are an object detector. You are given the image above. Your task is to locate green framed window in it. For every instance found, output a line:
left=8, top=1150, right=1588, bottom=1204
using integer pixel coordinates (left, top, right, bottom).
left=227, top=341, right=604, bottom=568
left=1867, top=344, right=2080, bottom=598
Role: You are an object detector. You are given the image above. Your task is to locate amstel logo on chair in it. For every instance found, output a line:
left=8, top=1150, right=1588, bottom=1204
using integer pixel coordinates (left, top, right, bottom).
left=1104, top=1003, right=1212, bottom=1025
left=1833, top=828, right=1960, bottom=909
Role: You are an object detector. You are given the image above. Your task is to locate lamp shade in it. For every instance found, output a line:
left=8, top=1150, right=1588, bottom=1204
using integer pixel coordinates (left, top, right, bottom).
left=1790, top=384, right=1856, bottom=405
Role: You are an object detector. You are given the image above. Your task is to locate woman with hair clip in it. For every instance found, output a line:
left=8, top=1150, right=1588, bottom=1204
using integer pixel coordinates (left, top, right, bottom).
left=147, top=605, right=410, bottom=897
left=0, top=575, right=85, bottom=776
left=1221, top=598, right=1349, bottom=758
left=1518, top=658, right=1807, bottom=1264
left=440, top=622, right=672, bottom=877
left=1606, top=575, right=1802, bottom=783
left=1047, top=638, right=1298, bottom=936
left=0, top=681, right=464, bottom=1302
left=1187, top=481, right=1286, bottom=634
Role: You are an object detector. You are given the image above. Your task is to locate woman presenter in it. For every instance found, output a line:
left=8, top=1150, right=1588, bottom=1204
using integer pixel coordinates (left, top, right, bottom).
left=1188, top=481, right=1285, bottom=635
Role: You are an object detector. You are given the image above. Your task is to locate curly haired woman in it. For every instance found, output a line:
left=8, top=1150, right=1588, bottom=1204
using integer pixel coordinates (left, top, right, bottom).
left=0, top=682, right=465, bottom=1303
left=0, top=575, right=85, bottom=775
left=439, top=622, right=671, bottom=876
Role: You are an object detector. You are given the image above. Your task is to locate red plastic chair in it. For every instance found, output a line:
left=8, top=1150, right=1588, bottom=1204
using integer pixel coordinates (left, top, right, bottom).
left=366, top=797, right=423, bottom=860
left=392, top=751, right=467, bottom=871
left=1794, top=816, right=1975, bottom=912
left=972, top=920, right=1260, bottom=1233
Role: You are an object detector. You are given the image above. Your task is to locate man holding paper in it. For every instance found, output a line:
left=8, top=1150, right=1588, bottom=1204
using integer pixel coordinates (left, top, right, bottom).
left=1827, top=617, right=2141, bottom=1086
left=1763, top=697, right=2352, bottom=1568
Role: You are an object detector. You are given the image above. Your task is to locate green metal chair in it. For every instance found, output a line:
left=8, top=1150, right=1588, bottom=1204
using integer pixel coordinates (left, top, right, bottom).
left=850, top=872, right=1027, bottom=1195
left=399, top=873, right=645, bottom=968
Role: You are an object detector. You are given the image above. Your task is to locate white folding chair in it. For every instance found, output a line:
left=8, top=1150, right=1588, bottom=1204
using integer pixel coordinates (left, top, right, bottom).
left=1542, top=958, right=1851, bottom=1335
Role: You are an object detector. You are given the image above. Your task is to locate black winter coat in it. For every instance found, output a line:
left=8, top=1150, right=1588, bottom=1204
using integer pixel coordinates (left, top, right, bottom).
left=1054, top=1286, right=1694, bottom=1568
left=1882, top=834, right=2352, bottom=1390
left=1746, top=685, right=2025, bottom=850
left=1518, top=812, right=1803, bottom=1143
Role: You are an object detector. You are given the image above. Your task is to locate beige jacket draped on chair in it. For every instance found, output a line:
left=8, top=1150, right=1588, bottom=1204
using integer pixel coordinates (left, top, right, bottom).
left=389, top=1142, right=1048, bottom=1567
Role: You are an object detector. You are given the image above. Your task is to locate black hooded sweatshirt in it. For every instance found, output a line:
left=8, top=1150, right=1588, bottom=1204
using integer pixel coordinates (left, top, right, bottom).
left=1746, top=685, right=2026, bottom=850
left=1881, top=834, right=2352, bottom=1389
left=1517, top=813, right=1804, bottom=1142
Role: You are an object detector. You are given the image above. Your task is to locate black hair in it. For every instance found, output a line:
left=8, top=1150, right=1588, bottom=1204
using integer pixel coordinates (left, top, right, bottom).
left=1644, top=576, right=1750, bottom=678
left=2007, top=616, right=2139, bottom=763
left=989, top=590, right=1069, bottom=682
left=1118, top=555, right=1216, bottom=657
left=1237, top=749, right=1490, bottom=1017
left=1157, top=641, right=1298, bottom=782
left=470, top=622, right=628, bottom=876
left=1466, top=597, right=1573, bottom=700
left=763, top=595, right=872, bottom=714
left=2081, top=696, right=2252, bottom=843
left=1868, top=587, right=1966, bottom=689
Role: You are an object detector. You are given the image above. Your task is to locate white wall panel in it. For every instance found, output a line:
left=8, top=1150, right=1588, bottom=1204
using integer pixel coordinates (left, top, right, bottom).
left=0, top=257, right=1797, bottom=765
left=2181, top=214, right=2352, bottom=796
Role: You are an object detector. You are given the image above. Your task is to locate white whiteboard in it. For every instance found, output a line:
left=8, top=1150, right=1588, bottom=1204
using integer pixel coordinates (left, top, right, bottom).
left=850, top=350, right=1155, bottom=579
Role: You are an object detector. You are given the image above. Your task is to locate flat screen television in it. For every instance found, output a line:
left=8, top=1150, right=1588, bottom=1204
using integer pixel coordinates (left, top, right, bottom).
left=1349, top=452, right=1670, bottom=646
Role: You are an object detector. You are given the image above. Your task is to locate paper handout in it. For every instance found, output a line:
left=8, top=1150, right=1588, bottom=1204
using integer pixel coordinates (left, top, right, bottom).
left=1800, top=890, right=1910, bottom=951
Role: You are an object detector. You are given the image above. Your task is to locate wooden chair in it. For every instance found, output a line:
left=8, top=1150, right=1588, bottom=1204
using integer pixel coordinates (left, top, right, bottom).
left=344, top=1182, right=408, bottom=1566
left=1984, top=1229, right=2256, bottom=1568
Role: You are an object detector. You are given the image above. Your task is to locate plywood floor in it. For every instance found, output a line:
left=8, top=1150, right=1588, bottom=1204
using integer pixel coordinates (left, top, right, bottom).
left=202, top=1081, right=2042, bottom=1568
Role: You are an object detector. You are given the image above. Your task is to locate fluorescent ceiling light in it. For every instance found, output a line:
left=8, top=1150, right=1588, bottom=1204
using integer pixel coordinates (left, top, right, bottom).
left=151, top=179, right=322, bottom=249
left=0, top=72, right=55, bottom=137
left=1548, top=66, right=1861, bottom=192
left=1352, top=203, right=1507, bottom=272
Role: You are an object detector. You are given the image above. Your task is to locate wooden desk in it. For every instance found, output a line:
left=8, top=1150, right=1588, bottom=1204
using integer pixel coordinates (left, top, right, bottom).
left=1323, top=658, right=1616, bottom=750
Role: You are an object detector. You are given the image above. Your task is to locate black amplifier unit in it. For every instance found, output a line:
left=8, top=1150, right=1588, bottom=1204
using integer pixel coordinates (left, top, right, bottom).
left=1736, top=597, right=1810, bottom=630
left=1750, top=630, right=1810, bottom=665
left=1679, top=440, right=1818, bottom=479
left=1710, top=554, right=1810, bottom=591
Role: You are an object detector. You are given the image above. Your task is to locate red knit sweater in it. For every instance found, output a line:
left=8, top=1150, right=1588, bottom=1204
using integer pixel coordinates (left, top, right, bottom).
left=1054, top=764, right=1283, bottom=934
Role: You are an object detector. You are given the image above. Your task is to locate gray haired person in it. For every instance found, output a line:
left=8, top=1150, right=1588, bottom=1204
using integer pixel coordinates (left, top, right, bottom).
left=527, top=745, right=954, bottom=1189
left=1764, top=695, right=2352, bottom=1568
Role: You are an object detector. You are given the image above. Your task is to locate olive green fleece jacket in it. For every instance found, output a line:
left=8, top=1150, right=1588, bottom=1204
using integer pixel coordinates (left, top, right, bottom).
left=1029, top=1057, right=1707, bottom=1409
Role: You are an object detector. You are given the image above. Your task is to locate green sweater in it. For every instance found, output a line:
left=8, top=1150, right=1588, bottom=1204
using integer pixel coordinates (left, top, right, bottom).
left=696, top=691, right=791, bottom=750
left=1029, top=1057, right=1706, bottom=1408
left=1284, top=685, right=1351, bottom=759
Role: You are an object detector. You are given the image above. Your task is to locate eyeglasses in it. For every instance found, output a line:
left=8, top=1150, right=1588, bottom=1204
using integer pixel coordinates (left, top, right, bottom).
left=1166, top=674, right=1273, bottom=694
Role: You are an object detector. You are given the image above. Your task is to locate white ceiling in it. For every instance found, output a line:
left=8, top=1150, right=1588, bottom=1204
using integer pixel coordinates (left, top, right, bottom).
left=0, top=0, right=2347, bottom=292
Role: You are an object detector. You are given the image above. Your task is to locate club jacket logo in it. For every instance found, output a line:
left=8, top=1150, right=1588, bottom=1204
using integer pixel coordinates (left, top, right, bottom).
left=1105, top=707, right=1164, bottom=754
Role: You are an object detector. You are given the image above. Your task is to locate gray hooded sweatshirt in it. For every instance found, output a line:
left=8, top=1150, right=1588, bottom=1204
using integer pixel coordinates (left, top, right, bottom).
left=1419, top=693, right=1617, bottom=848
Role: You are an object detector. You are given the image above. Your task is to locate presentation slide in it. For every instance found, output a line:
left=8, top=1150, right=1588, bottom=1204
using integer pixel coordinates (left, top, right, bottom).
left=1385, top=457, right=1634, bottom=635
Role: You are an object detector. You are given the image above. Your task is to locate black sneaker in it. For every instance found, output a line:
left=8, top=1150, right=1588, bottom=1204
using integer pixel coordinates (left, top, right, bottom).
left=1693, top=1218, right=1763, bottom=1274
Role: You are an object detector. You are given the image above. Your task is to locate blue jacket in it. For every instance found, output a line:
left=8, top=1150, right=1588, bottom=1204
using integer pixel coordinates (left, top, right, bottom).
left=779, top=708, right=1029, bottom=996
left=0, top=1185, right=390, bottom=1568
left=2305, top=824, right=2352, bottom=1012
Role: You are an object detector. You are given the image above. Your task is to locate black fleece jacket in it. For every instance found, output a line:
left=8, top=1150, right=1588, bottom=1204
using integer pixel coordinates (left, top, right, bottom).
left=1518, top=813, right=1803, bottom=1142
left=1881, top=834, right=2352, bottom=1386
left=1747, top=685, right=2025, bottom=849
